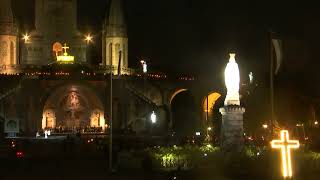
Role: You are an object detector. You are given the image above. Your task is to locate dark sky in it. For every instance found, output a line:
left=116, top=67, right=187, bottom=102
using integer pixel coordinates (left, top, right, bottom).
left=12, top=0, right=316, bottom=74
left=11, top=0, right=320, bottom=128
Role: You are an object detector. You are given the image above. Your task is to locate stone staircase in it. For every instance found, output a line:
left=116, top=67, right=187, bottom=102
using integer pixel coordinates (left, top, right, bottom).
left=124, top=82, right=160, bottom=131
left=0, top=84, right=21, bottom=101
left=125, top=83, right=158, bottom=108
left=0, top=75, right=23, bottom=102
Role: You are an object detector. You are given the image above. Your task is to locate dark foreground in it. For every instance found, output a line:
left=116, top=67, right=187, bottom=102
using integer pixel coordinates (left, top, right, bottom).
left=1, top=137, right=319, bottom=180
left=1, top=158, right=319, bottom=180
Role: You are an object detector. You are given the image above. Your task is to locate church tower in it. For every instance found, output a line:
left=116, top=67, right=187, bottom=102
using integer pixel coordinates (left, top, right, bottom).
left=0, top=0, right=18, bottom=71
left=103, top=0, right=129, bottom=75
left=22, top=0, right=86, bottom=65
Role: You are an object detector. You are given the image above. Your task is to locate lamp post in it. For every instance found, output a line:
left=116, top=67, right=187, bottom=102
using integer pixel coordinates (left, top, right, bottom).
left=84, top=34, right=93, bottom=62
left=206, top=126, right=212, bottom=141
left=150, top=111, right=157, bottom=135
left=85, top=34, right=93, bottom=44
left=19, top=33, right=30, bottom=65
left=262, top=124, right=268, bottom=141
left=108, top=44, right=113, bottom=171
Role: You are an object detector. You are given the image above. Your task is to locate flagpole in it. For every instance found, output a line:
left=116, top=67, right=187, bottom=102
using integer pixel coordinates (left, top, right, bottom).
left=269, top=31, right=274, bottom=138
left=109, top=45, right=113, bottom=171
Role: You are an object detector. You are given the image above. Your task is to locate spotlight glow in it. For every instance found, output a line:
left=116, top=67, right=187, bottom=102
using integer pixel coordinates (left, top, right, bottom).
left=151, top=111, right=156, bottom=124
left=85, top=34, right=93, bottom=43
left=22, top=33, right=30, bottom=43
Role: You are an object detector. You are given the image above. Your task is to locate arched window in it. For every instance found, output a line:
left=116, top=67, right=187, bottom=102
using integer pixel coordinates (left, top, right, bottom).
left=108, top=43, right=113, bottom=65
left=115, top=43, right=121, bottom=67
left=10, top=41, right=14, bottom=64
left=123, top=44, right=126, bottom=67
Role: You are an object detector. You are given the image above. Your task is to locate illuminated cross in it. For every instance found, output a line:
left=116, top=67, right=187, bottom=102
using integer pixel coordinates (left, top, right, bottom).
left=271, top=130, right=299, bottom=178
left=62, top=43, right=69, bottom=56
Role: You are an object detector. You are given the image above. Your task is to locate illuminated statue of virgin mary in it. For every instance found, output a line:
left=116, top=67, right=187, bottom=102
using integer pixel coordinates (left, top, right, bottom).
left=224, top=53, right=240, bottom=106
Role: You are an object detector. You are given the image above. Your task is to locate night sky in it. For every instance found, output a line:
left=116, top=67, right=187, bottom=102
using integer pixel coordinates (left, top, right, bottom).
left=11, top=0, right=320, bottom=130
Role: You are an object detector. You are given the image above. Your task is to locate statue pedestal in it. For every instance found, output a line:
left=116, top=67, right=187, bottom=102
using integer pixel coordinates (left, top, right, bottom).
left=219, top=105, right=245, bottom=152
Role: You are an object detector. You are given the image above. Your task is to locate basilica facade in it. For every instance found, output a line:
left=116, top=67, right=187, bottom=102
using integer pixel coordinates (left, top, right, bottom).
left=0, top=0, right=221, bottom=137
left=0, top=0, right=130, bottom=74
left=0, top=0, right=139, bottom=135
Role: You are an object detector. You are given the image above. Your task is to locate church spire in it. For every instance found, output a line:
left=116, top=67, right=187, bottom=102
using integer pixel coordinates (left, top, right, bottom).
left=0, top=0, right=14, bottom=24
left=106, top=0, right=127, bottom=37
left=102, top=0, right=129, bottom=74
left=0, top=0, right=18, bottom=69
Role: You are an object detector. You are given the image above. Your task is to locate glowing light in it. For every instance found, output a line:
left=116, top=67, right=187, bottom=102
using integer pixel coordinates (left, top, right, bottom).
left=53, top=42, right=63, bottom=57
left=203, top=92, right=221, bottom=112
left=151, top=111, right=156, bottom=124
left=207, top=127, right=212, bottom=131
left=196, top=132, right=201, bottom=136
left=85, top=34, right=93, bottom=43
left=56, top=43, right=74, bottom=63
left=44, top=130, right=48, bottom=139
left=224, top=53, right=240, bottom=106
left=262, top=124, right=268, bottom=129
left=271, top=130, right=299, bottom=178
left=249, top=72, right=253, bottom=83
left=140, top=60, right=147, bottom=73
left=315, top=121, right=318, bottom=125
left=22, top=33, right=30, bottom=43
left=16, top=151, right=24, bottom=158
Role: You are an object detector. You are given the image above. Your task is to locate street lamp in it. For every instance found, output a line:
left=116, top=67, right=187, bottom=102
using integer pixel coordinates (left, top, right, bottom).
left=151, top=111, right=156, bottom=124
left=22, top=33, right=30, bottom=43
left=262, top=124, right=268, bottom=129
left=19, top=33, right=31, bottom=64
left=85, top=34, right=93, bottom=44
left=206, top=126, right=212, bottom=142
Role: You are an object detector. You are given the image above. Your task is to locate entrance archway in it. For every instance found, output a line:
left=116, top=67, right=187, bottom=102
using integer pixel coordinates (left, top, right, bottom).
left=170, top=90, right=198, bottom=136
left=202, top=92, right=223, bottom=140
left=202, top=92, right=221, bottom=121
left=169, top=89, right=188, bottom=105
left=42, top=84, right=105, bottom=131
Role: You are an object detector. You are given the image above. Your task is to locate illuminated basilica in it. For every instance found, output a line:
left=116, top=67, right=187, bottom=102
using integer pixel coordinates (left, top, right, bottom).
left=0, top=0, right=223, bottom=137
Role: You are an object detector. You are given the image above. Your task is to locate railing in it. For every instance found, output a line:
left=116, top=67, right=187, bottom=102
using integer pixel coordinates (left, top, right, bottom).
left=97, top=65, right=135, bottom=75
left=0, top=83, right=21, bottom=101
left=125, top=84, right=158, bottom=107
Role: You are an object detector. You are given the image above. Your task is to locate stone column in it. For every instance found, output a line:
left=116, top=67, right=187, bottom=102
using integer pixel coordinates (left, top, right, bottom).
left=220, top=105, right=245, bottom=152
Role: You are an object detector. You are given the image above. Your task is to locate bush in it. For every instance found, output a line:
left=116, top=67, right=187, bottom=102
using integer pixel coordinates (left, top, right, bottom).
left=148, top=144, right=220, bottom=171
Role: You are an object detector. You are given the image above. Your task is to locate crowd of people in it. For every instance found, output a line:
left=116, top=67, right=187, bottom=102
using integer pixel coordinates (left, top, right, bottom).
left=41, top=126, right=104, bottom=134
